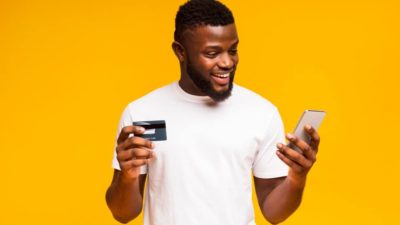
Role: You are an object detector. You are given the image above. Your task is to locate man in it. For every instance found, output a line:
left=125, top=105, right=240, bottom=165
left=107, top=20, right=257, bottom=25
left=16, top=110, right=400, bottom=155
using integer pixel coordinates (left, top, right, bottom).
left=106, top=0, right=320, bottom=224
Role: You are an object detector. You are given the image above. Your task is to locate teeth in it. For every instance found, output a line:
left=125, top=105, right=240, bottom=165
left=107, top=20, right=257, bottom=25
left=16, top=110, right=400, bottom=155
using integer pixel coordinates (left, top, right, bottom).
left=213, top=73, right=230, bottom=78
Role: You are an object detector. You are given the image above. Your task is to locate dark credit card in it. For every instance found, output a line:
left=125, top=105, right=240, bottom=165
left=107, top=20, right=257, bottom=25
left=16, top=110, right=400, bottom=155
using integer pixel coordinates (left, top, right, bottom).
left=132, top=120, right=167, bottom=141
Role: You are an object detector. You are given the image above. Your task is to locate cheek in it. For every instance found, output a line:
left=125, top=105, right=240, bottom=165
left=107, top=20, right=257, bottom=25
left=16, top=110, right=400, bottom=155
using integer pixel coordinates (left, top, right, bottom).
left=234, top=55, right=239, bottom=65
left=194, top=57, right=217, bottom=74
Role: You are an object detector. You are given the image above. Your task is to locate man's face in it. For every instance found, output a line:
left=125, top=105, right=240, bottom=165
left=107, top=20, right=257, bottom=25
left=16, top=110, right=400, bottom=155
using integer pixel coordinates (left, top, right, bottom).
left=182, top=23, right=239, bottom=102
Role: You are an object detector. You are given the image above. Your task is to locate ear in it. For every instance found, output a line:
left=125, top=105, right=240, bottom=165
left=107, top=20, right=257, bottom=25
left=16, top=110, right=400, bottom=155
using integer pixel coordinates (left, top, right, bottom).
left=172, top=41, right=185, bottom=63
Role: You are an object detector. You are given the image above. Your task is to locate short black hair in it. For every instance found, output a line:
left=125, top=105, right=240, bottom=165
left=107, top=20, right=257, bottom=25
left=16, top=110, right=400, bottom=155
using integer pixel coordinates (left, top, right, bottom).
left=174, top=0, right=235, bottom=42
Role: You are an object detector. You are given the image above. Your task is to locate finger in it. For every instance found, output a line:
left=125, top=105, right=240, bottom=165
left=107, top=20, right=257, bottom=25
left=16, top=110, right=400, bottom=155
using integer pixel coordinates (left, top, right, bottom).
left=117, top=126, right=145, bottom=145
left=286, top=133, right=315, bottom=161
left=117, top=147, right=154, bottom=162
left=276, top=150, right=302, bottom=172
left=277, top=143, right=312, bottom=169
left=305, top=124, right=320, bottom=153
left=119, top=136, right=155, bottom=152
left=132, top=147, right=155, bottom=159
left=120, top=158, right=149, bottom=170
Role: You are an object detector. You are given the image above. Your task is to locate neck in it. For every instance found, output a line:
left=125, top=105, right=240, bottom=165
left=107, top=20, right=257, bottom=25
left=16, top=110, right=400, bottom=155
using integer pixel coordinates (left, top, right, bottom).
left=178, top=73, right=206, bottom=96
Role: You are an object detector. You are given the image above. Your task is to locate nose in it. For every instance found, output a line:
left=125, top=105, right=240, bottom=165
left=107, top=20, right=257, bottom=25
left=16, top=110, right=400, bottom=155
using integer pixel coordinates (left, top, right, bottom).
left=218, top=52, right=234, bottom=69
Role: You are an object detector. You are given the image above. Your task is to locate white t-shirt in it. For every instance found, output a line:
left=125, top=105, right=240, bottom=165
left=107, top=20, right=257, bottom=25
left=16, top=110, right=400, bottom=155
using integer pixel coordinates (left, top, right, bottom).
left=112, top=81, right=288, bottom=225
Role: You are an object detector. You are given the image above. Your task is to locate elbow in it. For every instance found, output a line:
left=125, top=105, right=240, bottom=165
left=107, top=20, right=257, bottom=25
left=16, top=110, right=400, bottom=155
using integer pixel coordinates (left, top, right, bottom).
left=110, top=207, right=142, bottom=224
left=265, top=217, right=285, bottom=225
left=106, top=192, right=142, bottom=223
left=113, top=215, right=134, bottom=224
left=111, top=207, right=142, bottom=224
left=263, top=204, right=302, bottom=224
left=263, top=211, right=289, bottom=225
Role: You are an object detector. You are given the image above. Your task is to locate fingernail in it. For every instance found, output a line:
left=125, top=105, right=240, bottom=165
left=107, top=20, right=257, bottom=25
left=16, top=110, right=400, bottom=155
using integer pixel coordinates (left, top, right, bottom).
left=138, top=127, right=145, bottom=132
left=305, top=124, right=312, bottom=130
left=277, top=143, right=283, bottom=148
left=286, top=133, right=294, bottom=139
left=151, top=142, right=155, bottom=148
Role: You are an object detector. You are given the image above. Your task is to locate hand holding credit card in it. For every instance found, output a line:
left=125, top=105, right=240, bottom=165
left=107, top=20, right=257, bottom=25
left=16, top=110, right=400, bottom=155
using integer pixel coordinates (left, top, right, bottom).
left=132, top=120, right=167, bottom=141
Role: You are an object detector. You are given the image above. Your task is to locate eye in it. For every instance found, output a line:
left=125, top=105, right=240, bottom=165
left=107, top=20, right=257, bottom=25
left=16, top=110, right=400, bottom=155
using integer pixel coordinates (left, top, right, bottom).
left=205, top=51, right=218, bottom=58
left=229, top=49, right=238, bottom=55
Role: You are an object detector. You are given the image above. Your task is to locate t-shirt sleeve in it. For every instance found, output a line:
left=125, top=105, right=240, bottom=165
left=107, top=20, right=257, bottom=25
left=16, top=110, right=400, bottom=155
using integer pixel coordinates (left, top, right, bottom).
left=252, top=107, right=288, bottom=178
left=111, top=104, right=148, bottom=174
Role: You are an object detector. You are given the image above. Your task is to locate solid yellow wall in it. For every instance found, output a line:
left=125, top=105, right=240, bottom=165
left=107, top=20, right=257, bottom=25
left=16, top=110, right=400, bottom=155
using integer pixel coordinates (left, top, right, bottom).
left=1, top=0, right=399, bottom=224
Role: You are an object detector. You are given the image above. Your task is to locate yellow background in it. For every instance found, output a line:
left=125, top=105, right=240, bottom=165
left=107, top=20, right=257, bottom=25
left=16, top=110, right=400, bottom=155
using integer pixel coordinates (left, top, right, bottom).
left=1, top=0, right=399, bottom=224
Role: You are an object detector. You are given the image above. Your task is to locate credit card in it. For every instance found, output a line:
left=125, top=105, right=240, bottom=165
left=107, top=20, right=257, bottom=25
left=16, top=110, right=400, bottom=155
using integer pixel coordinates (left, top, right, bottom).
left=132, top=120, right=167, bottom=141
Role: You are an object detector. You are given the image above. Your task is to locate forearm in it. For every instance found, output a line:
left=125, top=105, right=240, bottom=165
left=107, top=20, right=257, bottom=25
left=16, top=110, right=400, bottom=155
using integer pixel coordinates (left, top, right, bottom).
left=261, top=176, right=305, bottom=224
left=106, top=174, right=144, bottom=223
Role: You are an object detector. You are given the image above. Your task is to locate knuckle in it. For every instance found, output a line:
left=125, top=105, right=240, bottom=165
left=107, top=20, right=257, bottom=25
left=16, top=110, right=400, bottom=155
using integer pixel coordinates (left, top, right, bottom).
left=130, top=160, right=138, bottom=167
left=133, top=148, right=148, bottom=157
left=121, top=126, right=130, bottom=134
left=141, top=150, right=152, bottom=158
left=135, top=149, right=148, bottom=158
left=132, top=159, right=146, bottom=167
left=131, top=137, right=139, bottom=144
left=116, top=144, right=126, bottom=153
left=120, top=151, right=132, bottom=162
left=116, top=152, right=124, bottom=161
left=130, top=148, right=137, bottom=157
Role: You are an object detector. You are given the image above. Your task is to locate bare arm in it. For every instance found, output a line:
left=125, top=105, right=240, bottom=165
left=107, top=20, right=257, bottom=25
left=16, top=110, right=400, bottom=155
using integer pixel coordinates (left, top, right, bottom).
left=106, top=171, right=147, bottom=223
left=105, top=126, right=155, bottom=223
left=255, top=125, right=320, bottom=224
left=254, top=176, right=304, bottom=224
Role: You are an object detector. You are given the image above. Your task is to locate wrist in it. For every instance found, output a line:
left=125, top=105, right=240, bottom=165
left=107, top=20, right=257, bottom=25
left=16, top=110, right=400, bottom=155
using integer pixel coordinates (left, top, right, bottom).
left=119, top=171, right=140, bottom=184
left=287, top=171, right=307, bottom=190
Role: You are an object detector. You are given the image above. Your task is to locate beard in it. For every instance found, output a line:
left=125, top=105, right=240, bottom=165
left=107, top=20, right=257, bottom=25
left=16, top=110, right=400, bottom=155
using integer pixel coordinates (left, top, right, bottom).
left=186, top=59, right=235, bottom=102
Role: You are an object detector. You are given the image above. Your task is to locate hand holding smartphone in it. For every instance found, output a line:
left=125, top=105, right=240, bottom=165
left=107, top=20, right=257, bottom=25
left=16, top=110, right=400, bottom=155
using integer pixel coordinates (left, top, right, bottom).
left=287, top=110, right=326, bottom=153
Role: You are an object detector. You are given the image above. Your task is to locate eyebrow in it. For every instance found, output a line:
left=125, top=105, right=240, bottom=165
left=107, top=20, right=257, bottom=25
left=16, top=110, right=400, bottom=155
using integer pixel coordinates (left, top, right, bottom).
left=205, top=40, right=240, bottom=49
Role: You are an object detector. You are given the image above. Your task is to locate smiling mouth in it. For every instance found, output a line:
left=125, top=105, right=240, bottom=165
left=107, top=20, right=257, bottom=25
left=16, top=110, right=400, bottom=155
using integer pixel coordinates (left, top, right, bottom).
left=211, top=72, right=230, bottom=78
left=210, top=72, right=231, bottom=86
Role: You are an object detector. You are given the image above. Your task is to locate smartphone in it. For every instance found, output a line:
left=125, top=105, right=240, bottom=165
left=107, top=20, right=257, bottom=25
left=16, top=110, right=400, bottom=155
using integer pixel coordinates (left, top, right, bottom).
left=287, top=110, right=326, bottom=153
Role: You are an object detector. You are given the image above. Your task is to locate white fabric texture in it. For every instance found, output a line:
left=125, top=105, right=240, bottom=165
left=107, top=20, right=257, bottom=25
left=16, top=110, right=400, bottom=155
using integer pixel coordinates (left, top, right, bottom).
left=112, top=81, right=288, bottom=225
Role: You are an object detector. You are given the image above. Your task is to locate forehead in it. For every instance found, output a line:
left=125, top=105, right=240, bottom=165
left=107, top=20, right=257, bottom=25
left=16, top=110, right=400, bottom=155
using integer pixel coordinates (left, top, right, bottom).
left=182, top=23, right=238, bottom=48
